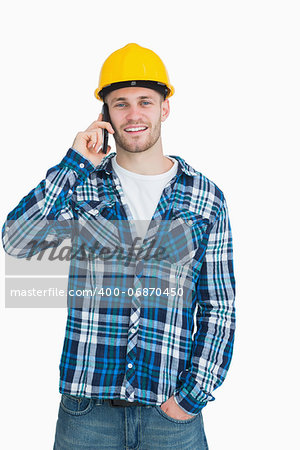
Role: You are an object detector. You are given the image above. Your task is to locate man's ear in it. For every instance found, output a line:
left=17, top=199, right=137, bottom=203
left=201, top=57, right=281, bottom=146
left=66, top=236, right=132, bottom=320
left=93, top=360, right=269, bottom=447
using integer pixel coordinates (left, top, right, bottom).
left=161, top=99, right=170, bottom=122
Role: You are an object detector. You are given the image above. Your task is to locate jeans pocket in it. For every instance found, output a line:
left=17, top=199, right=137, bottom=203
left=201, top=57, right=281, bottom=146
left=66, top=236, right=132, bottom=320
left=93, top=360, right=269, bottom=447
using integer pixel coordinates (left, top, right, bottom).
left=60, top=394, right=95, bottom=416
left=154, top=405, right=199, bottom=424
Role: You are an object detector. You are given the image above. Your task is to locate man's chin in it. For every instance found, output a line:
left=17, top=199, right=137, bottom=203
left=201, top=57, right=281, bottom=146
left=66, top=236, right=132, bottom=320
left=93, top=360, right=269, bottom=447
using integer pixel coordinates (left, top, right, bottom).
left=117, top=139, right=152, bottom=153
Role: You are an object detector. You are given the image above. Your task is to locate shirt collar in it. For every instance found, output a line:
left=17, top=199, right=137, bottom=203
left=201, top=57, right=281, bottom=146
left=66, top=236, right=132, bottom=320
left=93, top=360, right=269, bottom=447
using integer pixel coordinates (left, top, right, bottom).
left=95, top=152, right=199, bottom=177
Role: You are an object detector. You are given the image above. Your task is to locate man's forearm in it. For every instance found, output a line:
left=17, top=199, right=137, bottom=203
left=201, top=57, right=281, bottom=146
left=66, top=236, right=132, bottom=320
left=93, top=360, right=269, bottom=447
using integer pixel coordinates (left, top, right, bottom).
left=2, top=148, right=95, bottom=258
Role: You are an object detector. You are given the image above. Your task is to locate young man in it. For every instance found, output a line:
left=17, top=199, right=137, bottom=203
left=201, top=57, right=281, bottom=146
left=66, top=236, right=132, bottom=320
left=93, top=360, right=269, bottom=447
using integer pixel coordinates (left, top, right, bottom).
left=2, top=43, right=235, bottom=449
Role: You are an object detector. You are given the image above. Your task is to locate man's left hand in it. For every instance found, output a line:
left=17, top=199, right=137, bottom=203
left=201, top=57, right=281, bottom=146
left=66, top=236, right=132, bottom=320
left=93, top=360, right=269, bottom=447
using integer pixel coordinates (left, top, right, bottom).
left=160, top=395, right=195, bottom=420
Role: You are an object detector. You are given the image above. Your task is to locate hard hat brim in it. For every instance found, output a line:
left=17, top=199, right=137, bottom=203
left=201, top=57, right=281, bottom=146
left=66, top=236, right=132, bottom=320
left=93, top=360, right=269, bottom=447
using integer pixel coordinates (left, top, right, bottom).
left=95, top=81, right=174, bottom=102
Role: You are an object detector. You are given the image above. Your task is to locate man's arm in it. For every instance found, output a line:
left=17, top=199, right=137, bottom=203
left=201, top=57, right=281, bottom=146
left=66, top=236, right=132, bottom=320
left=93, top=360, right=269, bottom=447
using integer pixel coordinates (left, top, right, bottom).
left=173, top=196, right=236, bottom=415
left=2, top=113, right=114, bottom=258
left=1, top=149, right=96, bottom=258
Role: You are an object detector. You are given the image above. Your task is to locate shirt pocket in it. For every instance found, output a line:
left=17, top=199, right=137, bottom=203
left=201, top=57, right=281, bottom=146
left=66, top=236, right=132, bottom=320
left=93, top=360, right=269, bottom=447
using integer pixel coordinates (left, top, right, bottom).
left=164, top=209, right=211, bottom=269
left=139, top=210, right=211, bottom=308
left=72, top=199, right=121, bottom=260
left=73, top=198, right=116, bottom=218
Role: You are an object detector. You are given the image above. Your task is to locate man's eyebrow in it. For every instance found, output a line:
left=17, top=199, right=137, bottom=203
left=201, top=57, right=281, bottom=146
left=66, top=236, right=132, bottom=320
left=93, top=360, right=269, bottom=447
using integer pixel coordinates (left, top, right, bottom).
left=110, top=95, right=155, bottom=103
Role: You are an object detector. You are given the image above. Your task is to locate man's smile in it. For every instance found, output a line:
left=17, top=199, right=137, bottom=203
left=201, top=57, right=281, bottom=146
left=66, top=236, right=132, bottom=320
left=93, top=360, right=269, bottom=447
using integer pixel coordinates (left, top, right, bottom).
left=123, top=126, right=148, bottom=135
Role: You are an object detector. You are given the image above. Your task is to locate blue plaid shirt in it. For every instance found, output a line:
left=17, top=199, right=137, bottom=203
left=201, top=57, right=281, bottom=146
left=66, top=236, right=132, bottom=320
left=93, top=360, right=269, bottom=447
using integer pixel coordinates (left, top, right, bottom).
left=2, top=148, right=236, bottom=415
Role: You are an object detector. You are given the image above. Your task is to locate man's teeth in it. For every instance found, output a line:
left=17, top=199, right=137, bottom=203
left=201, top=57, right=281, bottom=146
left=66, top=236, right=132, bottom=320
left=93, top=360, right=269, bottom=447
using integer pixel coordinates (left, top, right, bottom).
left=125, top=127, right=147, bottom=132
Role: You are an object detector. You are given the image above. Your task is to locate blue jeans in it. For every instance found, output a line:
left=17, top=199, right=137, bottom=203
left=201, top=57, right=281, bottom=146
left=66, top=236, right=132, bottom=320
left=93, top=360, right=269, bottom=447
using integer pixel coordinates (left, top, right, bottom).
left=53, top=394, right=209, bottom=449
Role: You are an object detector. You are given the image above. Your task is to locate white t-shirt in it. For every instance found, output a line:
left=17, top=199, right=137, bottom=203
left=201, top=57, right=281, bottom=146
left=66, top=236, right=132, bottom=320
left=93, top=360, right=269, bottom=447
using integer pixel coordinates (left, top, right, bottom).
left=111, top=155, right=178, bottom=241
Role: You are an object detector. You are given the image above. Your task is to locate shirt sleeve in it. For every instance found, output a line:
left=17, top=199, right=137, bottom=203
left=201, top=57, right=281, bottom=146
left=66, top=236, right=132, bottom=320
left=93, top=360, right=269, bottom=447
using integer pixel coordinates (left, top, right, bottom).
left=2, top=148, right=96, bottom=258
left=173, top=196, right=236, bottom=415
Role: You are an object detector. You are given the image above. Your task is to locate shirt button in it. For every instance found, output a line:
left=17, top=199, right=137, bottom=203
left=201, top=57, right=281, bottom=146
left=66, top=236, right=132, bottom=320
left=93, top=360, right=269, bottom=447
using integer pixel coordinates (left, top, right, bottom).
left=128, top=363, right=133, bottom=369
left=79, top=163, right=85, bottom=169
left=130, top=328, right=136, bottom=333
left=187, top=219, right=193, bottom=226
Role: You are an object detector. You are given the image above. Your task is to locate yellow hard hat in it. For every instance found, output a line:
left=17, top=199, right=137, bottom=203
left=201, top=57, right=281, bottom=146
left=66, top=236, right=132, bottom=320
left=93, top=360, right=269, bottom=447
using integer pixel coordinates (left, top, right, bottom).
left=94, top=43, right=175, bottom=102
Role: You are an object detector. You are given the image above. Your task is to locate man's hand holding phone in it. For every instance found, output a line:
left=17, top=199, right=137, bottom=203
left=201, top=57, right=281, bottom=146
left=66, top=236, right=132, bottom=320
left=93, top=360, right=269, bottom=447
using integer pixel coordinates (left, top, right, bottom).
left=72, top=112, right=114, bottom=167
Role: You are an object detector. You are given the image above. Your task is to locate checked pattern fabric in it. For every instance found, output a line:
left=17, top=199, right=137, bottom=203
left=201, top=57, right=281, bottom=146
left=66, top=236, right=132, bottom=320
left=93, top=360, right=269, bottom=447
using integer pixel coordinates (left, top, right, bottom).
left=2, top=148, right=236, bottom=416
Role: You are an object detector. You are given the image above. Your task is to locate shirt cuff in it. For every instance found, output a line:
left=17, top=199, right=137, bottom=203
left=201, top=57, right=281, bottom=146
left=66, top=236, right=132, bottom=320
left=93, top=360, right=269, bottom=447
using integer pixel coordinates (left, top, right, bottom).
left=173, top=390, right=206, bottom=416
left=58, top=148, right=96, bottom=180
left=173, top=371, right=211, bottom=415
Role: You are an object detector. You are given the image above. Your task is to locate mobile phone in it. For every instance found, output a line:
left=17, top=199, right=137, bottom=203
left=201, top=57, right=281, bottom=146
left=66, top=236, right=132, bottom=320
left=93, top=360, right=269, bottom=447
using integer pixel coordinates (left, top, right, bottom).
left=101, top=103, right=110, bottom=154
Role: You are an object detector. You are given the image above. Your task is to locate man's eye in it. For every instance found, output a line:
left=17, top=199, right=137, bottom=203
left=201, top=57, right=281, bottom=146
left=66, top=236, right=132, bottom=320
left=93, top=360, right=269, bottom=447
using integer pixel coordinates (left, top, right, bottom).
left=115, top=103, right=126, bottom=107
left=142, top=101, right=151, bottom=105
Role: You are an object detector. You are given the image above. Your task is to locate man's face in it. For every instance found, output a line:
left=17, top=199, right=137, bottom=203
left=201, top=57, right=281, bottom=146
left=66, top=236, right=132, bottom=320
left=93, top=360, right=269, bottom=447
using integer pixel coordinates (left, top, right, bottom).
left=105, top=87, right=169, bottom=153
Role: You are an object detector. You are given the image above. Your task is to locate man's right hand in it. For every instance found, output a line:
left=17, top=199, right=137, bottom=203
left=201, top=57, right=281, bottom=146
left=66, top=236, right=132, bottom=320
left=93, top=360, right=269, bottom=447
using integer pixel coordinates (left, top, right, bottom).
left=72, top=112, right=115, bottom=167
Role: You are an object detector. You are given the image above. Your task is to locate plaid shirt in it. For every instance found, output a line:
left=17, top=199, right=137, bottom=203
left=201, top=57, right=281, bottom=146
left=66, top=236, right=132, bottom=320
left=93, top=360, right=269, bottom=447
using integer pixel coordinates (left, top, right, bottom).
left=2, top=147, right=236, bottom=415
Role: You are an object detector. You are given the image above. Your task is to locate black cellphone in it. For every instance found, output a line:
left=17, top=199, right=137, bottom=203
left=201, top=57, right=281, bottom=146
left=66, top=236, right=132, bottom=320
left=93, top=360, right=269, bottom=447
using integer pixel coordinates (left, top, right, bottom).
left=101, top=103, right=110, bottom=154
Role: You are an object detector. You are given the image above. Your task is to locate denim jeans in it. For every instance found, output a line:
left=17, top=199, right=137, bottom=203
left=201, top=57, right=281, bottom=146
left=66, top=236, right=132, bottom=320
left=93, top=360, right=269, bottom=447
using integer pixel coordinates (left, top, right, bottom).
left=53, top=394, right=209, bottom=449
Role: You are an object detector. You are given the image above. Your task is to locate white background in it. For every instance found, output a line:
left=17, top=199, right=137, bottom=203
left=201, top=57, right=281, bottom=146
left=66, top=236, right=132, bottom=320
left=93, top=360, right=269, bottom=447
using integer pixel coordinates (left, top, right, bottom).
left=1, top=1, right=299, bottom=449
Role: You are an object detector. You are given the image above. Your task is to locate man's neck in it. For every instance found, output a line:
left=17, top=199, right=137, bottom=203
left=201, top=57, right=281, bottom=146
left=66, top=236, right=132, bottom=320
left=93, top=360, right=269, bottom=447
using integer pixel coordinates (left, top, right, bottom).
left=115, top=147, right=174, bottom=176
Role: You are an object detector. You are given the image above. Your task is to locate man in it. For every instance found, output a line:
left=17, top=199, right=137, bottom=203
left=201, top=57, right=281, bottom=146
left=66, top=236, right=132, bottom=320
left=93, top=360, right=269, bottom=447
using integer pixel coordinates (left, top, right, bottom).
left=2, top=43, right=235, bottom=449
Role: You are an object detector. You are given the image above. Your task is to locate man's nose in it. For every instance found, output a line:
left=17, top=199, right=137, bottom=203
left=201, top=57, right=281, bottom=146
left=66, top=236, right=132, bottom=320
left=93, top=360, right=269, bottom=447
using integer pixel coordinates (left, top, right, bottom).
left=125, top=105, right=143, bottom=121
